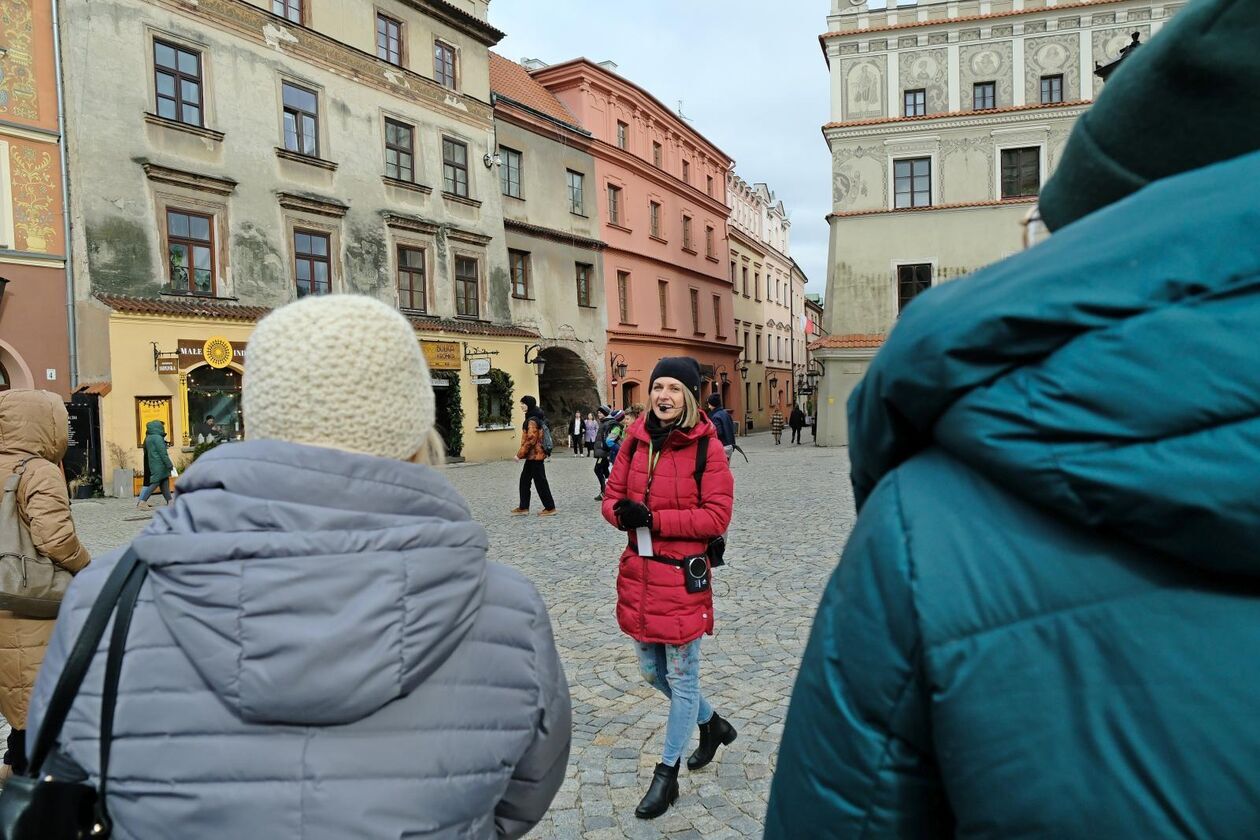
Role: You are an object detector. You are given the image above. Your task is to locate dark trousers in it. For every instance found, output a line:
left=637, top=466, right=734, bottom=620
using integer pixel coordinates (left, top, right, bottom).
left=4, top=727, right=26, bottom=773
left=520, top=460, right=555, bottom=510
left=571, top=433, right=583, bottom=455
left=594, top=457, right=610, bottom=493
left=791, top=427, right=802, bottom=444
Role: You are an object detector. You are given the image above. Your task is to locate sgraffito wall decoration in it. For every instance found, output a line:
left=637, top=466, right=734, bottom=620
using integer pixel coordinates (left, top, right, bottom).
left=0, top=0, right=39, bottom=121
left=11, top=144, right=56, bottom=252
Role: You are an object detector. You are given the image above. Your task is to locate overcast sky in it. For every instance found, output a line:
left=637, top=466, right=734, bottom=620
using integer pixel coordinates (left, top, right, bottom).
left=488, top=0, right=831, bottom=296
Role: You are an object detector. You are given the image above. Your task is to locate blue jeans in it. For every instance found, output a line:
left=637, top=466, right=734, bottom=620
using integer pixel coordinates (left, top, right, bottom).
left=635, top=639, right=714, bottom=765
left=139, top=478, right=171, bottom=503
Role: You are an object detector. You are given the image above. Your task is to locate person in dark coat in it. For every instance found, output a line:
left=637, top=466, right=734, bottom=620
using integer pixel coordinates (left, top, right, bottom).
left=766, top=2, right=1260, bottom=835
left=787, top=406, right=805, bottom=445
left=704, top=393, right=736, bottom=460
left=513, top=396, right=556, bottom=516
left=137, top=419, right=174, bottom=508
left=591, top=405, right=621, bottom=500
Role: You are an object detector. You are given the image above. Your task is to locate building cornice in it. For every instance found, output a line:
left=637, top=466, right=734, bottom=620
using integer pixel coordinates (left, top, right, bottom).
left=503, top=218, right=605, bottom=251
left=607, top=329, right=738, bottom=355
left=153, top=0, right=494, bottom=129
left=593, top=137, right=732, bottom=218
left=396, top=0, right=505, bottom=46
left=603, top=243, right=732, bottom=287
left=821, top=0, right=1128, bottom=41
left=828, top=196, right=1036, bottom=221
left=824, top=100, right=1090, bottom=134
left=492, top=94, right=591, bottom=142
left=825, top=102, right=1090, bottom=142
left=727, top=226, right=768, bottom=259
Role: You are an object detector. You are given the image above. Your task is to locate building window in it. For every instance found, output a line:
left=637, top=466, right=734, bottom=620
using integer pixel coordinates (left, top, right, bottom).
left=1040, top=74, right=1063, bottom=104
left=272, top=0, right=302, bottom=23
left=681, top=159, right=690, bottom=183
left=712, top=295, right=723, bottom=337
left=705, top=225, right=714, bottom=258
left=897, top=263, right=932, bottom=313
left=1001, top=147, right=1041, bottom=198
left=166, top=209, right=214, bottom=295
left=607, top=184, right=622, bottom=226
left=652, top=141, right=662, bottom=167
left=397, top=246, right=426, bottom=312
left=757, top=382, right=763, bottom=411
left=682, top=216, right=693, bottom=250
left=617, top=270, right=630, bottom=323
left=442, top=137, right=468, bottom=196
left=616, top=120, right=628, bottom=150
left=567, top=170, right=584, bottom=214
left=894, top=157, right=931, bottom=208
left=384, top=118, right=414, bottom=182
left=500, top=146, right=522, bottom=198
left=690, top=289, right=701, bottom=333
left=455, top=255, right=479, bottom=317
left=294, top=230, right=330, bottom=297
left=282, top=81, right=319, bottom=157
left=729, top=260, right=736, bottom=283
left=576, top=263, right=593, bottom=307
left=376, top=13, right=402, bottom=66
left=649, top=201, right=661, bottom=238
left=743, top=330, right=750, bottom=360
left=755, top=333, right=762, bottom=363
left=973, top=81, right=996, bottom=110
left=434, top=40, right=457, bottom=90
left=509, top=249, right=530, bottom=299
left=903, top=88, right=926, bottom=117
left=658, top=280, right=669, bottom=328
left=154, top=40, right=204, bottom=127
left=706, top=174, right=714, bottom=196
left=754, top=272, right=761, bottom=302
left=742, top=265, right=749, bottom=296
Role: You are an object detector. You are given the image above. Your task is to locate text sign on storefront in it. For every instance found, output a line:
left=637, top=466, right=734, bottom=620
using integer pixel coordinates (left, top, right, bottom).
left=156, top=355, right=179, bottom=375
left=178, top=339, right=246, bottom=371
left=421, top=341, right=461, bottom=371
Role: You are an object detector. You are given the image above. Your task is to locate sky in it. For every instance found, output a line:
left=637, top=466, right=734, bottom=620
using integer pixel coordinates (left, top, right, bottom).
left=488, top=0, right=832, bottom=296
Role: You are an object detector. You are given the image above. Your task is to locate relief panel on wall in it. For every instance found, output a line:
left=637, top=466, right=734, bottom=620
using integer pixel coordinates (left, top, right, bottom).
left=841, top=56, right=886, bottom=120
left=1025, top=35, right=1080, bottom=104
left=1093, top=25, right=1151, bottom=66
left=832, top=144, right=886, bottom=212
left=960, top=42, right=1013, bottom=109
left=899, top=49, right=949, bottom=115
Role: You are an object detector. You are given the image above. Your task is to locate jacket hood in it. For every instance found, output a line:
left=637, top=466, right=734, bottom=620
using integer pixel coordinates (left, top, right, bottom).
left=132, top=439, right=488, bottom=725
left=144, top=419, right=167, bottom=438
left=0, top=390, right=68, bottom=463
left=848, top=151, right=1260, bottom=575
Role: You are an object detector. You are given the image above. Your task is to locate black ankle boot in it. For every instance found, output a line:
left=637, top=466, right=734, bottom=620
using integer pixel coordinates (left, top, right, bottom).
left=634, top=760, right=680, bottom=819
left=687, top=712, right=738, bottom=770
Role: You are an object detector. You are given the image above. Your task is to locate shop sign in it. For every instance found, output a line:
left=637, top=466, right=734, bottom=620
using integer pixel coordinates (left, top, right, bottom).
left=156, top=355, right=179, bottom=375
left=421, top=341, right=461, bottom=370
left=472, top=377, right=492, bottom=385
left=179, top=338, right=246, bottom=371
left=469, top=358, right=492, bottom=377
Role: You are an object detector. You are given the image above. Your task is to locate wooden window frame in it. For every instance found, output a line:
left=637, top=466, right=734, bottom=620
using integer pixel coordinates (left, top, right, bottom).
left=973, top=81, right=996, bottom=110
left=690, top=288, right=701, bottom=335
left=165, top=208, right=216, bottom=296
left=442, top=137, right=469, bottom=197
left=576, top=262, right=594, bottom=308
left=434, top=39, right=457, bottom=90
left=376, top=12, right=403, bottom=66
left=681, top=159, right=690, bottom=183
left=652, top=141, right=662, bottom=167
left=617, top=271, right=631, bottom=324
left=616, top=120, right=628, bottom=150
left=272, top=0, right=303, bottom=23
left=293, top=228, right=331, bottom=297
left=649, top=201, right=661, bottom=238
left=1040, top=74, right=1064, bottom=104
left=682, top=215, right=693, bottom=251
left=384, top=117, right=414, bottom=182
left=567, top=169, right=584, bottom=215
left=1000, top=146, right=1041, bottom=198
left=903, top=88, right=926, bottom=117
left=396, top=244, right=427, bottom=312
left=509, top=249, right=531, bottom=299
left=894, top=157, right=932, bottom=209
left=454, top=253, right=481, bottom=318
left=281, top=80, right=320, bottom=157
left=500, top=146, right=522, bottom=198
left=607, top=184, right=622, bottom=226
left=658, top=280, right=670, bottom=329
left=705, top=225, right=715, bottom=259
left=153, top=38, right=205, bottom=128
left=897, top=262, right=933, bottom=314
left=712, top=295, right=724, bottom=339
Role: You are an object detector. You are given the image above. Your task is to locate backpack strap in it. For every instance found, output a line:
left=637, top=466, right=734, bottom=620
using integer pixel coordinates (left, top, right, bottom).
left=694, top=433, right=707, bottom=496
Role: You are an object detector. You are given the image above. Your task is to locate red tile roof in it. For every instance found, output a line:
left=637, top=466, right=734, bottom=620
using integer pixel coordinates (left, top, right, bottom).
left=489, top=52, right=582, bottom=129
left=824, top=99, right=1090, bottom=130
left=810, top=334, right=886, bottom=350
left=829, top=196, right=1037, bottom=220
left=820, top=0, right=1123, bottom=39
left=75, top=381, right=112, bottom=397
left=405, top=314, right=540, bottom=339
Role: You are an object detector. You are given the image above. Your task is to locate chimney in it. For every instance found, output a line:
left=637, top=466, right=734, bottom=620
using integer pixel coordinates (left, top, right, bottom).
left=521, top=58, right=548, bottom=71
left=597, top=60, right=619, bottom=72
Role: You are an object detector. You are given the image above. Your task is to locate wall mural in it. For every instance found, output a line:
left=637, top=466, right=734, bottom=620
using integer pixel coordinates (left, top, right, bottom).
left=960, top=42, right=1013, bottom=109
left=940, top=135, right=995, bottom=200
left=1024, top=35, right=1080, bottom=104
left=841, top=57, right=885, bottom=119
left=0, top=0, right=39, bottom=120
left=899, top=49, right=948, bottom=114
left=11, top=144, right=56, bottom=252
left=833, top=144, right=886, bottom=210
left=1093, top=25, right=1152, bottom=66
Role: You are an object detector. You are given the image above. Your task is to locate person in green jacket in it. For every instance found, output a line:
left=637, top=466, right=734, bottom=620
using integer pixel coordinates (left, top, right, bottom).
left=767, top=1, right=1260, bottom=836
left=137, top=419, right=174, bottom=508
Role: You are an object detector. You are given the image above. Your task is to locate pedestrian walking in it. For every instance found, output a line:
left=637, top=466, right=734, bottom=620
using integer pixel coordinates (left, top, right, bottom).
left=137, top=419, right=174, bottom=507
left=602, top=357, right=736, bottom=820
left=591, top=405, right=620, bottom=500
left=705, top=394, right=737, bottom=462
left=27, top=295, right=570, bottom=839
left=513, top=395, right=557, bottom=516
left=766, top=3, right=1260, bottom=834
left=788, top=405, right=805, bottom=445
left=584, top=413, right=598, bottom=457
left=0, top=390, right=91, bottom=783
left=770, top=406, right=785, bottom=445
left=570, top=411, right=584, bottom=456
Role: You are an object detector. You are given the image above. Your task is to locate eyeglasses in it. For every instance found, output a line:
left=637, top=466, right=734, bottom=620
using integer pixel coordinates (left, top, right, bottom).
left=1021, top=205, right=1051, bottom=250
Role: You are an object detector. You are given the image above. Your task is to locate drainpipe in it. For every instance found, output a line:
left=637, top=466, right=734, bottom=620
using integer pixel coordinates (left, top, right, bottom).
left=51, top=0, right=77, bottom=390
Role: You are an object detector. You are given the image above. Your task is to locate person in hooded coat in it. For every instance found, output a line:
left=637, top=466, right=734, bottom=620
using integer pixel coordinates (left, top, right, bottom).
left=0, top=390, right=90, bottom=779
left=765, top=1, right=1260, bottom=835
left=513, top=395, right=556, bottom=516
left=136, top=418, right=173, bottom=508
left=29, top=295, right=571, bottom=839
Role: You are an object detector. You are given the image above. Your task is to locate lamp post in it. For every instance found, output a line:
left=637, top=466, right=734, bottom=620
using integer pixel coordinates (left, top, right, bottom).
left=609, top=353, right=628, bottom=407
left=523, top=344, right=546, bottom=378
left=737, top=359, right=750, bottom=436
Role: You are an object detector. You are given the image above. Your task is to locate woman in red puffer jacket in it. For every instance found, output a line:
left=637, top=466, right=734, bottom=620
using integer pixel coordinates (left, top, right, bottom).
left=602, top=356, right=736, bottom=821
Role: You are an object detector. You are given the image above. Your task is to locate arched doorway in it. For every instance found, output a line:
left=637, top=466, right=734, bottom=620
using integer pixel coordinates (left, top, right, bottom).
left=537, top=346, right=599, bottom=432
left=620, top=380, right=641, bottom=410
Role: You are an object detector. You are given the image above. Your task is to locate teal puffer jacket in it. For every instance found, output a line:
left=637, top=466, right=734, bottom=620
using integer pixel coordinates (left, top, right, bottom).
left=765, top=151, right=1260, bottom=838
left=143, top=419, right=173, bottom=484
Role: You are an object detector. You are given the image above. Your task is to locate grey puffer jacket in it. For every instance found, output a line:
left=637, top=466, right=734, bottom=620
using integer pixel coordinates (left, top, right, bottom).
left=29, top=440, right=571, bottom=839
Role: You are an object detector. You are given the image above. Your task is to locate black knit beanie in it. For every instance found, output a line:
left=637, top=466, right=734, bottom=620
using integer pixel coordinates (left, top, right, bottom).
left=706, top=392, right=722, bottom=409
left=1039, top=0, right=1260, bottom=231
left=649, top=357, right=702, bottom=402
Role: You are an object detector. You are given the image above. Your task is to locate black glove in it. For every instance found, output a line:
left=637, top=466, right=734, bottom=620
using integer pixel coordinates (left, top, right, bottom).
left=614, top=499, right=652, bottom=531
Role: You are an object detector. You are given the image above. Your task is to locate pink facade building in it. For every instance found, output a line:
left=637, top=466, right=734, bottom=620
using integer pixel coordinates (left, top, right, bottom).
left=532, top=60, right=740, bottom=413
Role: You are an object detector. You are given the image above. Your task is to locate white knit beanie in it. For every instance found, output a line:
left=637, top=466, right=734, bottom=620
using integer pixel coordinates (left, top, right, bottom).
left=243, top=294, right=435, bottom=460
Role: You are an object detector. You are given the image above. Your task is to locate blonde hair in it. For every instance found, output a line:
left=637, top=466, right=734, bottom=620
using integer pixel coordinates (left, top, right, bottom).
left=409, top=428, right=447, bottom=467
left=677, top=388, right=702, bottom=429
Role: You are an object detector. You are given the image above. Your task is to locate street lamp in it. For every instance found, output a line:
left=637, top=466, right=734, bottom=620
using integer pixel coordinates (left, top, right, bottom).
left=713, top=364, right=730, bottom=386
left=524, top=344, right=546, bottom=378
left=609, top=352, right=629, bottom=407
left=737, top=360, right=749, bottom=381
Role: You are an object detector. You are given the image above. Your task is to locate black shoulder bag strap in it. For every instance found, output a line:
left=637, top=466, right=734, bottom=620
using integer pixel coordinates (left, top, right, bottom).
left=26, top=548, right=148, bottom=829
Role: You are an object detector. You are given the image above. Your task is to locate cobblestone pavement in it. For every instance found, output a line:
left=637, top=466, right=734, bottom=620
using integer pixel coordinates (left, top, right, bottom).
left=70, top=431, right=856, bottom=839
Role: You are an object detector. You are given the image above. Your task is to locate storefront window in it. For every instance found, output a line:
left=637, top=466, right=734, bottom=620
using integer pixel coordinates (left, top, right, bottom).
left=477, top=368, right=514, bottom=430
left=187, top=365, right=242, bottom=443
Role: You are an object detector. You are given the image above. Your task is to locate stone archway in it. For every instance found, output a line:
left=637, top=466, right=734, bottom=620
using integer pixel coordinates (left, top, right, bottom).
left=538, top=346, right=599, bottom=434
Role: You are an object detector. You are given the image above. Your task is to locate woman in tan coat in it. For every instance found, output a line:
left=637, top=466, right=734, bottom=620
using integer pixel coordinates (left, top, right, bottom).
left=0, top=389, right=90, bottom=776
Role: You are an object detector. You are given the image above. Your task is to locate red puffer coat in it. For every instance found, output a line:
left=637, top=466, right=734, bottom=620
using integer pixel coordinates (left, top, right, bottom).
left=602, top=414, right=734, bottom=645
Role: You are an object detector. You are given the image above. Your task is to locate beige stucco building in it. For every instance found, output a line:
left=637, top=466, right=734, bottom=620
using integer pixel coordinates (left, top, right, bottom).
left=61, top=0, right=550, bottom=473
left=814, top=0, right=1178, bottom=446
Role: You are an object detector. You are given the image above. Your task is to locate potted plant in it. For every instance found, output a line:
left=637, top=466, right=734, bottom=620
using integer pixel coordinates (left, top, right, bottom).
left=108, top=441, right=135, bottom=498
